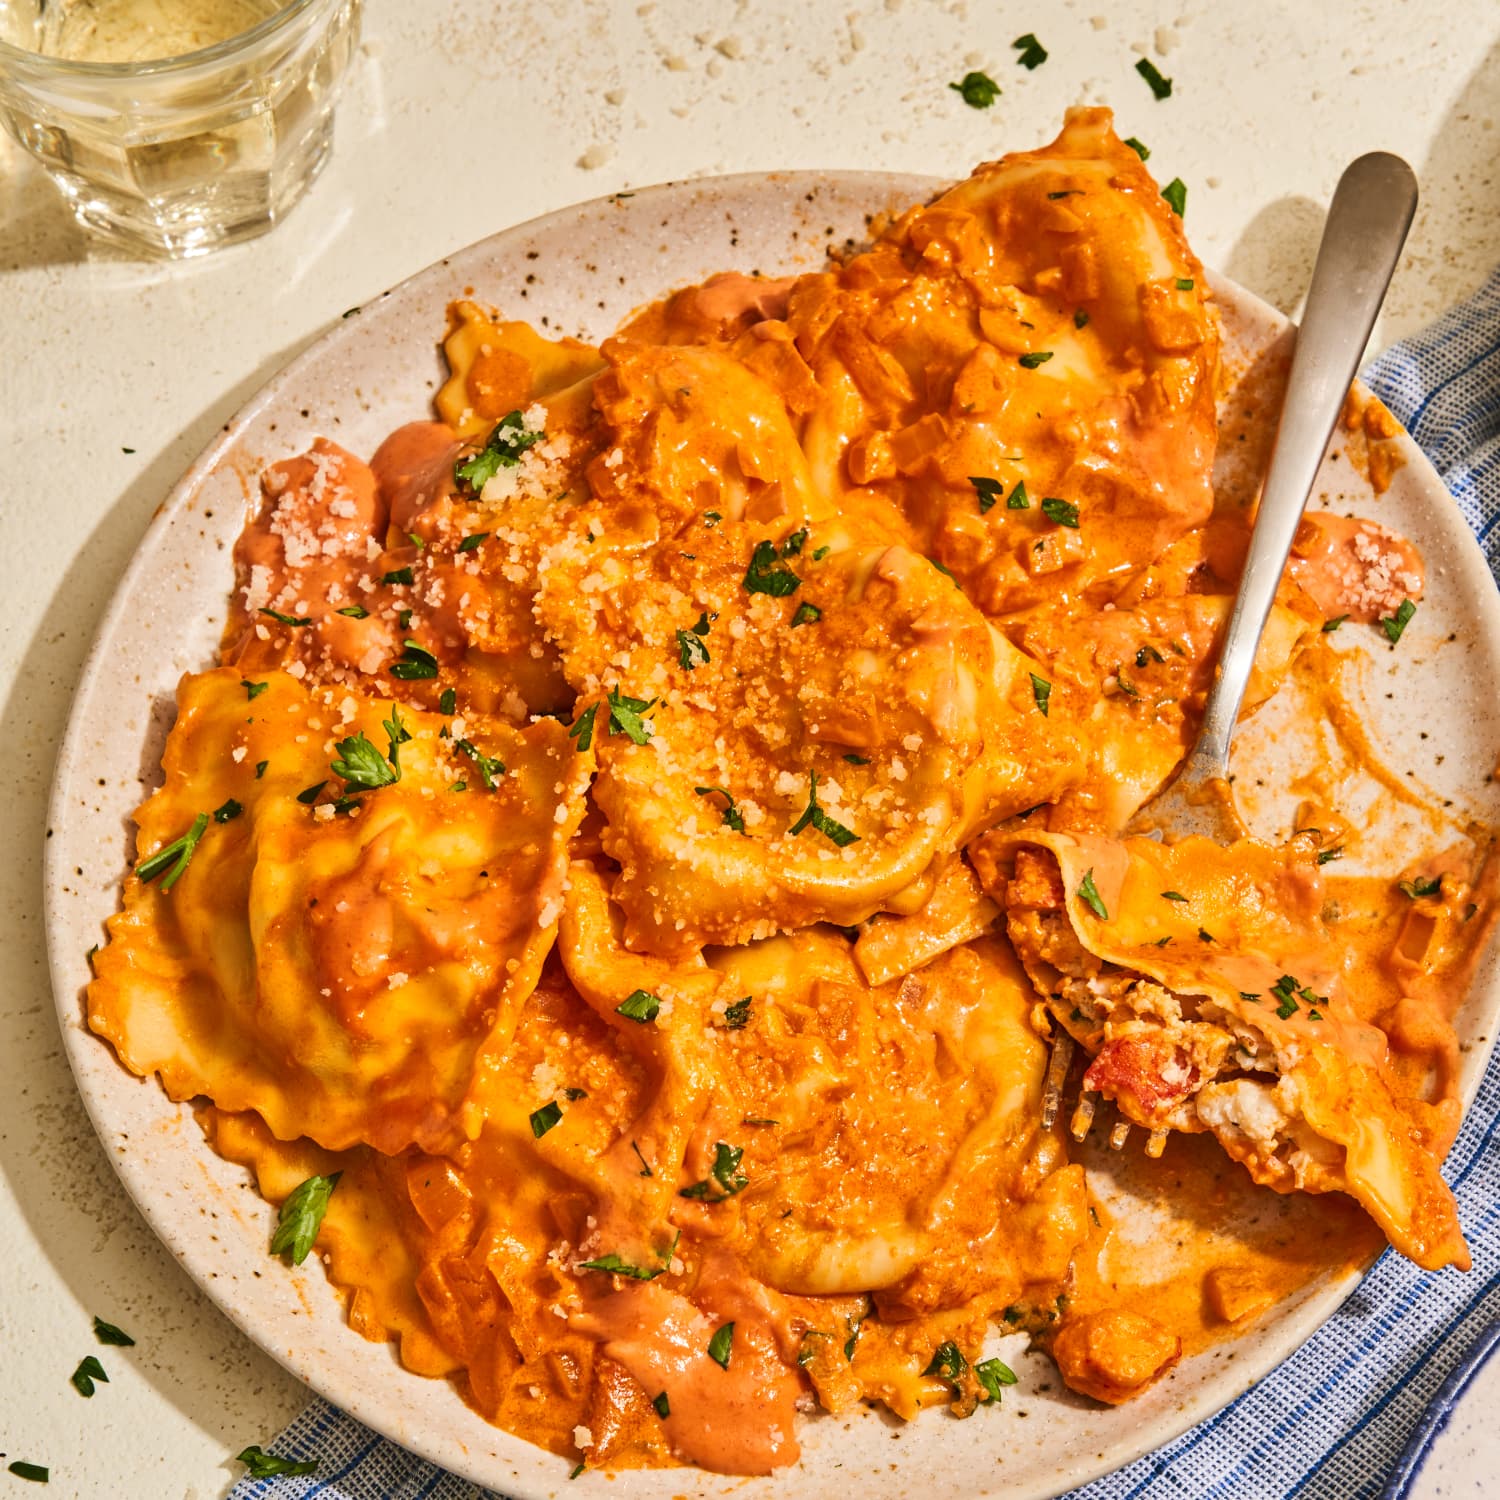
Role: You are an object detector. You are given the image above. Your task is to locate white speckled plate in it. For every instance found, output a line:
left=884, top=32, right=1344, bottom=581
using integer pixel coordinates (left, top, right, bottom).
left=42, top=172, right=1500, bottom=1500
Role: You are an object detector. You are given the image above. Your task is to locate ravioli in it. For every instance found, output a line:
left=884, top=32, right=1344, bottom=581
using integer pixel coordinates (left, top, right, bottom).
left=88, top=666, right=590, bottom=1154
left=971, top=828, right=1470, bottom=1271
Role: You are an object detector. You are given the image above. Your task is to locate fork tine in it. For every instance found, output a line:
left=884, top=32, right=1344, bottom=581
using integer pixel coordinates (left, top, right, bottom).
left=1041, top=1032, right=1075, bottom=1131
left=1069, top=1092, right=1096, bottom=1141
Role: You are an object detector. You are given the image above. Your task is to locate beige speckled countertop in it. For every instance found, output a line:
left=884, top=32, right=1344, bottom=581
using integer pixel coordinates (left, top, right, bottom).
left=2, top=2, right=1498, bottom=1495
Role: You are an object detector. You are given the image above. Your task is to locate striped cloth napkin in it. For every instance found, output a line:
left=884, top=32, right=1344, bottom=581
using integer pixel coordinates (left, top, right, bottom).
left=229, top=266, right=1500, bottom=1500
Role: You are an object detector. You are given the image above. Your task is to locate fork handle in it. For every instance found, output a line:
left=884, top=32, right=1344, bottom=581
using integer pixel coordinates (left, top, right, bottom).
left=1186, top=151, right=1419, bottom=779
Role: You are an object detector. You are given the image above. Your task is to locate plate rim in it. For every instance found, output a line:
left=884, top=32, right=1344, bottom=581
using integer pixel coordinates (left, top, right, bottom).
left=40, top=166, right=1500, bottom=1500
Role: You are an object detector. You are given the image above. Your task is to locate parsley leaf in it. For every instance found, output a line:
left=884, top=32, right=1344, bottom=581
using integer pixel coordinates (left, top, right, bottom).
left=213, top=798, right=242, bottom=824
left=1078, top=869, right=1108, bottom=920
left=331, top=730, right=398, bottom=792
left=1322, top=615, right=1348, bottom=633
left=579, top=1238, right=676, bottom=1281
left=1008, top=481, right=1031, bottom=509
left=607, top=686, right=655, bottom=744
left=1382, top=598, right=1416, bottom=644
left=1124, top=136, right=1150, bottom=160
left=653, top=1391, right=670, bottom=1419
left=70, top=1355, right=108, bottom=1397
left=949, top=70, right=1000, bottom=109
left=136, top=813, right=209, bottom=893
left=969, top=475, right=1004, bottom=513
left=258, top=608, right=311, bottom=627
left=7, top=1463, right=48, bottom=1483
left=743, top=538, right=802, bottom=596
left=680, top=1141, right=749, bottom=1202
left=1074, top=307, right=1091, bottom=328
left=1030, top=674, right=1051, bottom=716
left=235, top=1447, right=320, bottom=1480
left=1012, top=32, right=1047, bottom=68
left=93, top=1317, right=134, bottom=1347
left=695, top=785, right=746, bottom=834
left=616, top=989, right=661, bottom=1023
left=336, top=604, right=369, bottom=619
left=789, top=770, right=859, bottom=847
left=529, top=1102, right=563, bottom=1139
left=1161, top=890, right=1188, bottom=902
left=1019, top=351, right=1054, bottom=369
left=976, top=1356, right=1018, bottom=1403
left=1317, top=846, right=1344, bottom=865
left=389, top=639, right=438, bottom=680
left=791, top=602, right=822, bottom=628
left=1042, top=496, right=1080, bottom=528
left=707, top=1322, right=736, bottom=1368
left=439, top=687, right=457, bottom=715
left=454, top=410, right=544, bottom=489
left=1136, top=57, right=1173, bottom=99
left=457, top=531, right=489, bottom=553
left=1399, top=875, right=1443, bottom=900
left=269, top=1172, right=340, bottom=1265
left=677, top=628, right=711, bottom=669
left=254, top=760, right=268, bottom=779
left=723, top=996, right=752, bottom=1029
left=1161, top=177, right=1188, bottom=217
left=241, top=679, right=269, bottom=699
left=457, top=738, right=506, bottom=790
left=568, top=702, right=598, bottom=752
left=924, top=1340, right=969, bottom=1384
left=380, top=567, right=414, bottom=586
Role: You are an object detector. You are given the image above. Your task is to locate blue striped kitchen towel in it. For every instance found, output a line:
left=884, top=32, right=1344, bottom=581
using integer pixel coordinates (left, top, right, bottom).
left=229, top=265, right=1500, bottom=1500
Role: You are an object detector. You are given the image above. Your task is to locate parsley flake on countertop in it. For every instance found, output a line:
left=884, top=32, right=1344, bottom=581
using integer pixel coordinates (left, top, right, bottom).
left=1135, top=57, right=1173, bottom=99
left=70, top=1355, right=108, bottom=1397
left=1012, top=32, right=1047, bottom=68
left=269, top=1171, right=341, bottom=1265
left=7, top=1462, right=48, bottom=1483
left=949, top=70, right=1000, bottom=109
left=789, top=771, right=859, bottom=847
left=1382, top=598, right=1417, bottom=644
left=93, top=1317, right=134, bottom=1347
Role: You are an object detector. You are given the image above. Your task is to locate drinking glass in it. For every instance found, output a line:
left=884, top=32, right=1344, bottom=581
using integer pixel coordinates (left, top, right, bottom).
left=0, top=0, right=361, bottom=258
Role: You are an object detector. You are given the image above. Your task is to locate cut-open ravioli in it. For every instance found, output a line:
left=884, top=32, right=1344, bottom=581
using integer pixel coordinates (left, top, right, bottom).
left=88, top=666, right=589, bottom=1154
left=970, top=828, right=1469, bottom=1270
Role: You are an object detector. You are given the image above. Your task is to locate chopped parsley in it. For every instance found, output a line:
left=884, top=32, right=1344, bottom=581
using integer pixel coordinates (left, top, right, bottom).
left=136, top=813, right=209, bottom=893
left=812, top=544, right=831, bottom=560
left=269, top=1172, right=341, bottom=1265
left=578, top=1240, right=676, bottom=1281
left=457, top=738, right=505, bottom=790
left=1012, top=32, right=1047, bottom=68
left=213, top=798, right=243, bottom=824
left=336, top=603, right=369, bottom=619
left=743, top=537, right=802, bottom=596
left=1198, top=927, right=1215, bottom=943
left=616, top=989, right=662, bottom=1023
left=7, top=1463, right=48, bottom=1483
left=976, top=1356, right=1018, bottom=1403
left=389, top=638, right=438, bottom=680
left=1322, top=615, right=1348, bottom=633
left=676, top=628, right=711, bottom=669
left=695, top=785, right=746, bottom=834
left=331, top=729, right=399, bottom=792
left=1161, top=890, right=1188, bottom=902
left=844, top=753, right=870, bottom=765
left=1270, top=972, right=1327, bottom=1020
left=1124, top=136, right=1150, bottom=160
left=296, top=782, right=327, bottom=804
left=439, top=687, right=457, bottom=715
left=254, top=760, right=268, bottom=779
left=1018, top=350, right=1054, bottom=369
left=783, top=528, right=809, bottom=555
left=454, top=410, right=544, bottom=489
left=791, top=602, right=822, bottom=628
left=568, top=702, right=598, bottom=752
left=1008, top=480, right=1031, bottom=509
left=258, top=607, right=311, bottom=627
left=707, top=1322, right=736, bottom=1369
left=970, top=475, right=1004, bottom=512
left=1135, top=57, right=1173, bottom=99
left=1317, top=846, right=1344, bottom=865
left=70, top=1355, right=108, bottom=1397
left=1074, top=308, right=1090, bottom=329
left=722, top=996, right=752, bottom=1029
left=1382, top=598, right=1417, bottom=644
left=703, top=510, right=722, bottom=527
left=949, top=70, right=1000, bottom=109
left=1030, top=674, right=1052, bottom=716
left=923, top=1340, right=968, bottom=1384
left=1161, top=177, right=1188, bottom=217
left=680, top=1141, right=749, bottom=1202
left=1078, top=869, right=1108, bottom=920
left=380, top=567, right=414, bottom=587
left=93, top=1318, right=134, bottom=1347
left=607, top=686, right=655, bottom=744
left=1399, top=875, right=1442, bottom=900
left=653, top=1391, right=671, bottom=1419
left=457, top=531, right=489, bottom=552
left=242, top=679, right=269, bottom=699
left=929, top=556, right=960, bottom=587
left=631, top=1141, right=654, bottom=1177
left=1042, top=496, right=1080, bottom=528
left=1136, top=645, right=1166, bottom=667
left=529, top=1102, right=563, bottom=1139
left=789, top=770, right=859, bottom=847
left=235, top=1447, right=319, bottom=1480
left=1176, top=277, right=1195, bottom=291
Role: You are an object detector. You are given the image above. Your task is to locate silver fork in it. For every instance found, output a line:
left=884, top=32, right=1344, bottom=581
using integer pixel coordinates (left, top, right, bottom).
left=1045, top=152, right=1418, bottom=1153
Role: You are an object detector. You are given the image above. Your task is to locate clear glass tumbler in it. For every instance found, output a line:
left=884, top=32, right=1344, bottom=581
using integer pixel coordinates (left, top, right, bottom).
left=0, top=0, right=361, bottom=258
